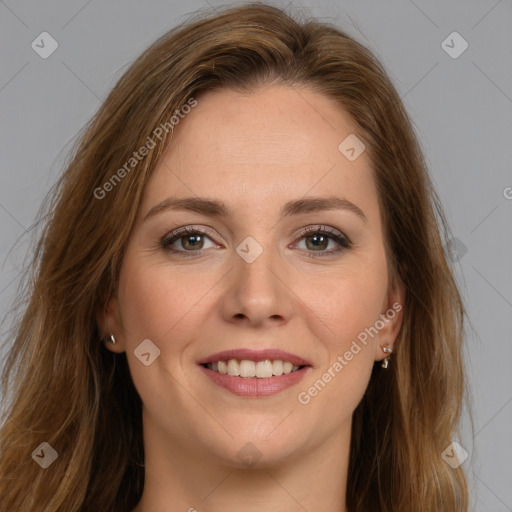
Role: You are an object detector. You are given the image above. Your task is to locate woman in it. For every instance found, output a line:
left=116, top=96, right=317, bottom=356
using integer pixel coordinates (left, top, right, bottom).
left=0, top=3, right=472, bottom=511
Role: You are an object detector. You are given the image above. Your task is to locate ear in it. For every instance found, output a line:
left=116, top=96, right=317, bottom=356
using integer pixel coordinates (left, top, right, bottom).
left=374, top=278, right=405, bottom=363
left=96, top=294, right=125, bottom=354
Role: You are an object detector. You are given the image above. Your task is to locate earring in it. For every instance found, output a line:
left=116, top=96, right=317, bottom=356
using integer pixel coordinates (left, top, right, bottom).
left=381, top=344, right=393, bottom=368
left=108, top=334, right=116, bottom=345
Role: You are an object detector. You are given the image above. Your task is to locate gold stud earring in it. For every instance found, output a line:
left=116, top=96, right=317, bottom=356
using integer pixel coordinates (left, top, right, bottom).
left=381, top=344, right=393, bottom=368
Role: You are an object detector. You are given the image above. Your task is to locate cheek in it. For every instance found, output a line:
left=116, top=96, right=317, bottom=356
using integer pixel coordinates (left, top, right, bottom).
left=305, top=260, right=388, bottom=350
left=117, top=257, right=205, bottom=343
left=118, top=271, right=166, bottom=342
left=309, top=258, right=388, bottom=408
left=116, top=259, right=203, bottom=410
left=296, top=276, right=385, bottom=426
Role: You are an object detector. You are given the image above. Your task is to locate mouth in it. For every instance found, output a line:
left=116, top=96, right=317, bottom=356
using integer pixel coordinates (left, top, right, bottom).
left=201, top=359, right=308, bottom=378
left=197, top=348, right=312, bottom=397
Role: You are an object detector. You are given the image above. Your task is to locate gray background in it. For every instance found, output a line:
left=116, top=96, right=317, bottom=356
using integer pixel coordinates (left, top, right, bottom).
left=1, top=0, right=511, bottom=510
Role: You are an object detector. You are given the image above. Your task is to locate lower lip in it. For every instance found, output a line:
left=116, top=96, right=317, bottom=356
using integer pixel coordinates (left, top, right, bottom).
left=199, top=365, right=311, bottom=397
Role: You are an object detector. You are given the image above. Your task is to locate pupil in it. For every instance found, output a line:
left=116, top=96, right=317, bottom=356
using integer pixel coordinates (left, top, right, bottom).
left=185, top=234, right=202, bottom=249
left=309, top=234, right=327, bottom=250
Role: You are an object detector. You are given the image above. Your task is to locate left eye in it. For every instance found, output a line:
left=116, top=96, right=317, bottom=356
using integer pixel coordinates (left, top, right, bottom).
left=294, top=232, right=343, bottom=252
left=291, top=227, right=352, bottom=257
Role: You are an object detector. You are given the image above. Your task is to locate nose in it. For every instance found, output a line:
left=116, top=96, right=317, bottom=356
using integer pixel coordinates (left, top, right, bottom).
left=220, top=240, right=294, bottom=328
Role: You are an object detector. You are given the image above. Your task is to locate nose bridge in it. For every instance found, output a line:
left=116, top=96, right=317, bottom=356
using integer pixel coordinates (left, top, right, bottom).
left=236, top=233, right=279, bottom=296
left=223, top=232, right=290, bottom=324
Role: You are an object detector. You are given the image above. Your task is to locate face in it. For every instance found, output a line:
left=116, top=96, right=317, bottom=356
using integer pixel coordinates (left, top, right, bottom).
left=102, top=84, right=404, bottom=468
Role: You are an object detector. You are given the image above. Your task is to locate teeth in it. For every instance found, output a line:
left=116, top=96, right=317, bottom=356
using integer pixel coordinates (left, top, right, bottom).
left=256, top=360, right=273, bottom=378
left=272, top=360, right=284, bottom=376
left=239, top=360, right=256, bottom=378
left=227, top=359, right=240, bottom=376
left=206, top=359, right=303, bottom=378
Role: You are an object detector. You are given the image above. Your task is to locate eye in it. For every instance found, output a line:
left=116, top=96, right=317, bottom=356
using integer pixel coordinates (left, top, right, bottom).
left=161, top=226, right=218, bottom=256
left=292, top=226, right=352, bottom=258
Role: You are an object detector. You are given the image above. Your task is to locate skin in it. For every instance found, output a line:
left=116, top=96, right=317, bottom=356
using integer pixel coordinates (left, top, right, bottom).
left=100, top=84, right=405, bottom=512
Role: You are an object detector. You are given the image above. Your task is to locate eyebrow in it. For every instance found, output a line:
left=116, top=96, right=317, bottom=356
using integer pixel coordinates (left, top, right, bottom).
left=143, top=195, right=367, bottom=224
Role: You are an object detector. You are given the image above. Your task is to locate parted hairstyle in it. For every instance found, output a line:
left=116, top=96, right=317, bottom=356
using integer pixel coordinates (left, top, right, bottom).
left=0, top=3, right=473, bottom=511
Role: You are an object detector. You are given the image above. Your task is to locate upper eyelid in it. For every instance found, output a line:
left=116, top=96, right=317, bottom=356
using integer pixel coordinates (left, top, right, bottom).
left=299, top=225, right=347, bottom=238
left=162, top=225, right=218, bottom=242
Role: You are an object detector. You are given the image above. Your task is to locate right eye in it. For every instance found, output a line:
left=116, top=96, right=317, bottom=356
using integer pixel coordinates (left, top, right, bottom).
left=161, top=226, right=219, bottom=256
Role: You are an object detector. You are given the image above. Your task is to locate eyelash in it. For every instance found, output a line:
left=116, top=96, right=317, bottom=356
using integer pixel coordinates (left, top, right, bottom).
left=161, top=225, right=352, bottom=259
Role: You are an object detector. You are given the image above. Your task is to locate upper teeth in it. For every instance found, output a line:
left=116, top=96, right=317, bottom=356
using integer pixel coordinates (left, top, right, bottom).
left=207, top=359, right=301, bottom=378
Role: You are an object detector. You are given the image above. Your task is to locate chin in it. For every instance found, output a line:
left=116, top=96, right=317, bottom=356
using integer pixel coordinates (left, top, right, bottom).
left=199, top=421, right=308, bottom=469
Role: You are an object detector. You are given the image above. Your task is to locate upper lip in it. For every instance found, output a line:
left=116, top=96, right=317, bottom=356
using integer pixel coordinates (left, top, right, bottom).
left=197, top=348, right=312, bottom=367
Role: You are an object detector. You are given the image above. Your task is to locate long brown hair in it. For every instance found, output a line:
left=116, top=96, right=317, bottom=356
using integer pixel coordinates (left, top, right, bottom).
left=0, top=3, right=473, bottom=511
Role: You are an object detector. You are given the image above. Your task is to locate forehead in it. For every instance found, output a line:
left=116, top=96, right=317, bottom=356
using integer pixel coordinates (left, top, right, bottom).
left=140, top=85, right=379, bottom=222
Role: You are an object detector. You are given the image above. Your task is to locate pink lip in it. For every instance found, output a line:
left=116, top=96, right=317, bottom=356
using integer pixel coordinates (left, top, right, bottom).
left=197, top=348, right=312, bottom=367
left=199, top=365, right=312, bottom=397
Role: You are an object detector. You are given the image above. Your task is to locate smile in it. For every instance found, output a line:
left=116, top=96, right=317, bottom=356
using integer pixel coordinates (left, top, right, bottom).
left=203, top=359, right=303, bottom=378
